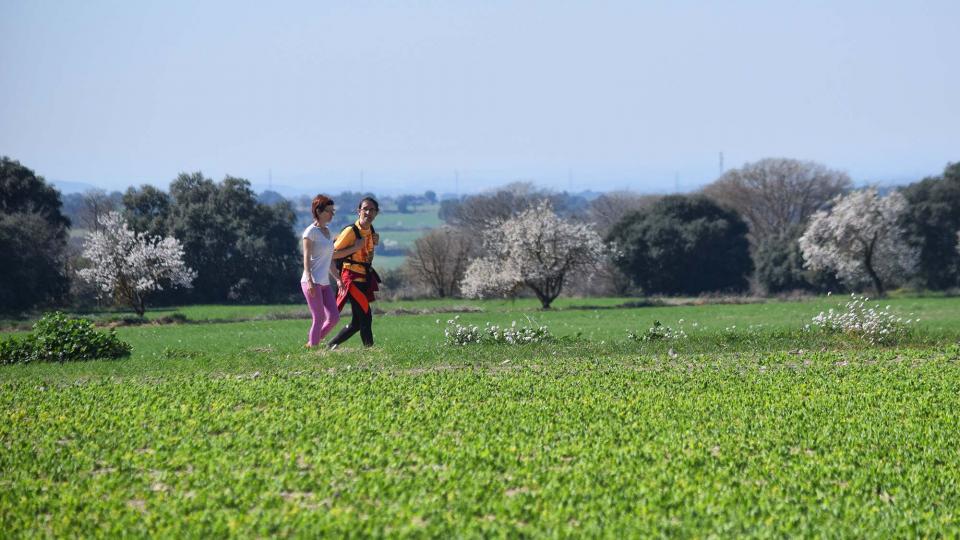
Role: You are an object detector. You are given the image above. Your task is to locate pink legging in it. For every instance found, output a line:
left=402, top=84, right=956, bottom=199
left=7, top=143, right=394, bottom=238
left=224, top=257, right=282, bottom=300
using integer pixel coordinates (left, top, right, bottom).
left=301, top=282, right=339, bottom=346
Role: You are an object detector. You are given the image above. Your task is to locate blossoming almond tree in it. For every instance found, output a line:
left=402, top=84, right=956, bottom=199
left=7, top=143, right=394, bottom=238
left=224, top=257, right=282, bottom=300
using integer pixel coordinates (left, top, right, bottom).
left=799, top=188, right=917, bottom=296
left=79, top=211, right=196, bottom=316
left=460, top=201, right=606, bottom=308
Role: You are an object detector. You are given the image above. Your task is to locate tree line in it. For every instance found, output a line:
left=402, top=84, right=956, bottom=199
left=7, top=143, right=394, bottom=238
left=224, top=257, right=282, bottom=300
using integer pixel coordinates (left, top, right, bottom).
left=402, top=159, right=960, bottom=306
left=2, top=156, right=959, bottom=314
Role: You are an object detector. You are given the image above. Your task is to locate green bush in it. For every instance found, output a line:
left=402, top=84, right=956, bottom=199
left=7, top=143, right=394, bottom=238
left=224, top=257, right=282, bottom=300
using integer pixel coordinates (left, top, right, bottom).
left=0, top=312, right=131, bottom=365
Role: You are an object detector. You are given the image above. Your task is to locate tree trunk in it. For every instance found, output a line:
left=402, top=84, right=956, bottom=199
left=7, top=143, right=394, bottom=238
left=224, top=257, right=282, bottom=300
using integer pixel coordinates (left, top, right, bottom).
left=527, top=278, right=562, bottom=309
left=133, top=291, right=146, bottom=317
left=862, top=242, right=885, bottom=297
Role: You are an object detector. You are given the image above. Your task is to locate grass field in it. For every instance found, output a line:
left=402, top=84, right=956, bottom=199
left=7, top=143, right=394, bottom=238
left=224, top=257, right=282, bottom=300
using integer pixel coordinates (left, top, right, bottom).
left=376, top=206, right=443, bottom=231
left=3, top=296, right=960, bottom=536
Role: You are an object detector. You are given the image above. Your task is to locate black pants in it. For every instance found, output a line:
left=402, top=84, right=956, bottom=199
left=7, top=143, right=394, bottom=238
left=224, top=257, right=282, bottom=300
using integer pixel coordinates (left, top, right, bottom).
left=328, top=285, right=373, bottom=347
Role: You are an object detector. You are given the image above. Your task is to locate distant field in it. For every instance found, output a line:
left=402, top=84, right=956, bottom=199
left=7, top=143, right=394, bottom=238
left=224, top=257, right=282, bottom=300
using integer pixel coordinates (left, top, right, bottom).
left=370, top=254, right=407, bottom=271
left=376, top=205, right=443, bottom=230
left=3, top=296, right=960, bottom=536
left=379, top=229, right=428, bottom=249
left=370, top=205, right=442, bottom=268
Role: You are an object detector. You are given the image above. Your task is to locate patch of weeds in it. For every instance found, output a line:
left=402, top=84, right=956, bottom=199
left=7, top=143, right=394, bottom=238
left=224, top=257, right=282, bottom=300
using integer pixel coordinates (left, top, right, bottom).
left=154, top=313, right=189, bottom=325
left=628, top=320, right=688, bottom=342
left=257, top=311, right=310, bottom=321
left=386, top=305, right=484, bottom=316
left=102, top=315, right=149, bottom=327
left=808, top=293, right=916, bottom=345
left=444, top=316, right=552, bottom=346
left=162, top=347, right=204, bottom=360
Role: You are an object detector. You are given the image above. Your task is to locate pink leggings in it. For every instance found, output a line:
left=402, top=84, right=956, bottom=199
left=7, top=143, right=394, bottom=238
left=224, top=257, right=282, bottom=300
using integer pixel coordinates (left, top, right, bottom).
left=301, top=282, right=340, bottom=346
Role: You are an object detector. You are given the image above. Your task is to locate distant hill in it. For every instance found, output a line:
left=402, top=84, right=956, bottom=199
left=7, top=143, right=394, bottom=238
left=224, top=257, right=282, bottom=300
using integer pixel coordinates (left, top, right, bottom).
left=51, top=179, right=101, bottom=194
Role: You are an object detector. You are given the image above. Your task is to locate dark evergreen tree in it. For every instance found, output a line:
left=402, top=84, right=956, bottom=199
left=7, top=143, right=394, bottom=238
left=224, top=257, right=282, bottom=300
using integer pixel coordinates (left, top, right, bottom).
left=0, top=157, right=70, bottom=313
left=608, top=195, right=752, bottom=295
left=149, top=172, right=299, bottom=304
left=901, top=162, right=960, bottom=289
left=753, top=227, right=811, bottom=293
left=122, top=184, right=171, bottom=237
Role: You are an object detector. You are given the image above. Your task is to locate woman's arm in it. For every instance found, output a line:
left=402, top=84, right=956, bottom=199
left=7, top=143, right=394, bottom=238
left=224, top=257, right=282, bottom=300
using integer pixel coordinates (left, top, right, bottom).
left=302, top=237, right=314, bottom=293
left=332, top=235, right=365, bottom=260
left=328, top=262, right=341, bottom=287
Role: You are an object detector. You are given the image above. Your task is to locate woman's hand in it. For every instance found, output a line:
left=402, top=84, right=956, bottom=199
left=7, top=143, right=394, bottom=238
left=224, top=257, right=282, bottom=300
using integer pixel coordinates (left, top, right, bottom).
left=307, top=281, right=315, bottom=296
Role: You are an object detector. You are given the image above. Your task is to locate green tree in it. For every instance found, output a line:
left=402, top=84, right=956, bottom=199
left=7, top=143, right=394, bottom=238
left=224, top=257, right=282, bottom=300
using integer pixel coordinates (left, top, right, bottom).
left=753, top=227, right=810, bottom=293
left=122, top=184, right=171, bottom=237
left=608, top=195, right=752, bottom=295
left=396, top=194, right=416, bottom=213
left=901, top=162, right=960, bottom=289
left=164, top=173, right=299, bottom=303
left=0, top=157, right=70, bottom=313
left=752, top=224, right=841, bottom=294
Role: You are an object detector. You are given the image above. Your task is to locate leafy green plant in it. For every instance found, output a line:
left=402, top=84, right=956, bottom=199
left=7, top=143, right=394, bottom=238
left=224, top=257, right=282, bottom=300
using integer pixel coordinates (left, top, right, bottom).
left=0, top=312, right=131, bottom=365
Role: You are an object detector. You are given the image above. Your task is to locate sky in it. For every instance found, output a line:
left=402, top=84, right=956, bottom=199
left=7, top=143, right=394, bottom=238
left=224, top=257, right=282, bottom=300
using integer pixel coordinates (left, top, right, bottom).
left=1, top=0, right=958, bottom=196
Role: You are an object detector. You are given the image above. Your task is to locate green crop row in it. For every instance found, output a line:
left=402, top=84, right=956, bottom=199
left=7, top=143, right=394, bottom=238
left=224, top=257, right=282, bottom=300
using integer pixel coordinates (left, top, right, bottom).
left=3, top=346, right=960, bottom=537
left=3, top=298, right=960, bottom=536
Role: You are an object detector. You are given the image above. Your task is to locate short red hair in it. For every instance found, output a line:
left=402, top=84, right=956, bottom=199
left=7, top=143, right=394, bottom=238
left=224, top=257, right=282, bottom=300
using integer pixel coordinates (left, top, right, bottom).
left=311, top=194, right=334, bottom=222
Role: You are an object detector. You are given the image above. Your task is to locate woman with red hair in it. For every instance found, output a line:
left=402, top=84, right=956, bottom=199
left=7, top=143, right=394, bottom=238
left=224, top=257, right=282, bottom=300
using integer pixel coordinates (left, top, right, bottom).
left=301, top=195, right=361, bottom=347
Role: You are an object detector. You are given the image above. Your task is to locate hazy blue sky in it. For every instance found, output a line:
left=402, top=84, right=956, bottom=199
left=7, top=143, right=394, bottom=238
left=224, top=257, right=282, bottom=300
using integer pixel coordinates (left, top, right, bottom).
left=2, top=0, right=958, bottom=195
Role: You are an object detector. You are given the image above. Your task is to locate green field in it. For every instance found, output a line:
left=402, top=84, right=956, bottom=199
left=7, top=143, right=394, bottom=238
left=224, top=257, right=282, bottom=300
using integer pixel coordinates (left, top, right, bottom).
left=3, top=296, right=960, bottom=536
left=376, top=206, right=443, bottom=231
left=379, top=229, right=429, bottom=249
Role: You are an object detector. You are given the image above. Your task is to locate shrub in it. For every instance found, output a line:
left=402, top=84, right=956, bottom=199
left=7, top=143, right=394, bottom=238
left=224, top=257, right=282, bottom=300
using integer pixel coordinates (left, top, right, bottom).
left=444, top=316, right=552, bottom=346
left=808, top=294, right=915, bottom=345
left=0, top=312, right=131, bottom=365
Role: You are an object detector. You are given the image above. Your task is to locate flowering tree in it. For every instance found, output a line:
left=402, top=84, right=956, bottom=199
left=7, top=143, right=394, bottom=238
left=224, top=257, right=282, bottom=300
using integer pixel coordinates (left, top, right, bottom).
left=79, top=212, right=196, bottom=315
left=460, top=201, right=606, bottom=308
left=799, top=188, right=917, bottom=296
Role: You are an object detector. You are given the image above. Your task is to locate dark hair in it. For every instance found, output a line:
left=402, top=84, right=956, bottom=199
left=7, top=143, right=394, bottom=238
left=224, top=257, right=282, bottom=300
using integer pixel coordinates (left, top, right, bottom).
left=311, top=194, right=334, bottom=222
left=358, top=196, right=379, bottom=211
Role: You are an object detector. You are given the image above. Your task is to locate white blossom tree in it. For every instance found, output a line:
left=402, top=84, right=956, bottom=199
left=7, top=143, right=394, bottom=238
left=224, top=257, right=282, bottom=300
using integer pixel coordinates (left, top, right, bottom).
left=460, top=201, right=606, bottom=308
left=79, top=212, right=196, bottom=315
left=799, top=188, right=917, bottom=296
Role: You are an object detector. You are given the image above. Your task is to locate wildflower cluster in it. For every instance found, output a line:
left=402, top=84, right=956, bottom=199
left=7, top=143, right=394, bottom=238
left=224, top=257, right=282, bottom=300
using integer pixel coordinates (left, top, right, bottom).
left=628, top=320, right=688, bottom=342
left=443, top=316, right=552, bottom=346
left=809, top=293, right=916, bottom=344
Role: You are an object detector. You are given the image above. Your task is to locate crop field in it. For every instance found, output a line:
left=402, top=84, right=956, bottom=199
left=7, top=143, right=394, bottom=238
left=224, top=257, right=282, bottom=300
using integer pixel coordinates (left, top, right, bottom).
left=3, top=296, right=960, bottom=537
